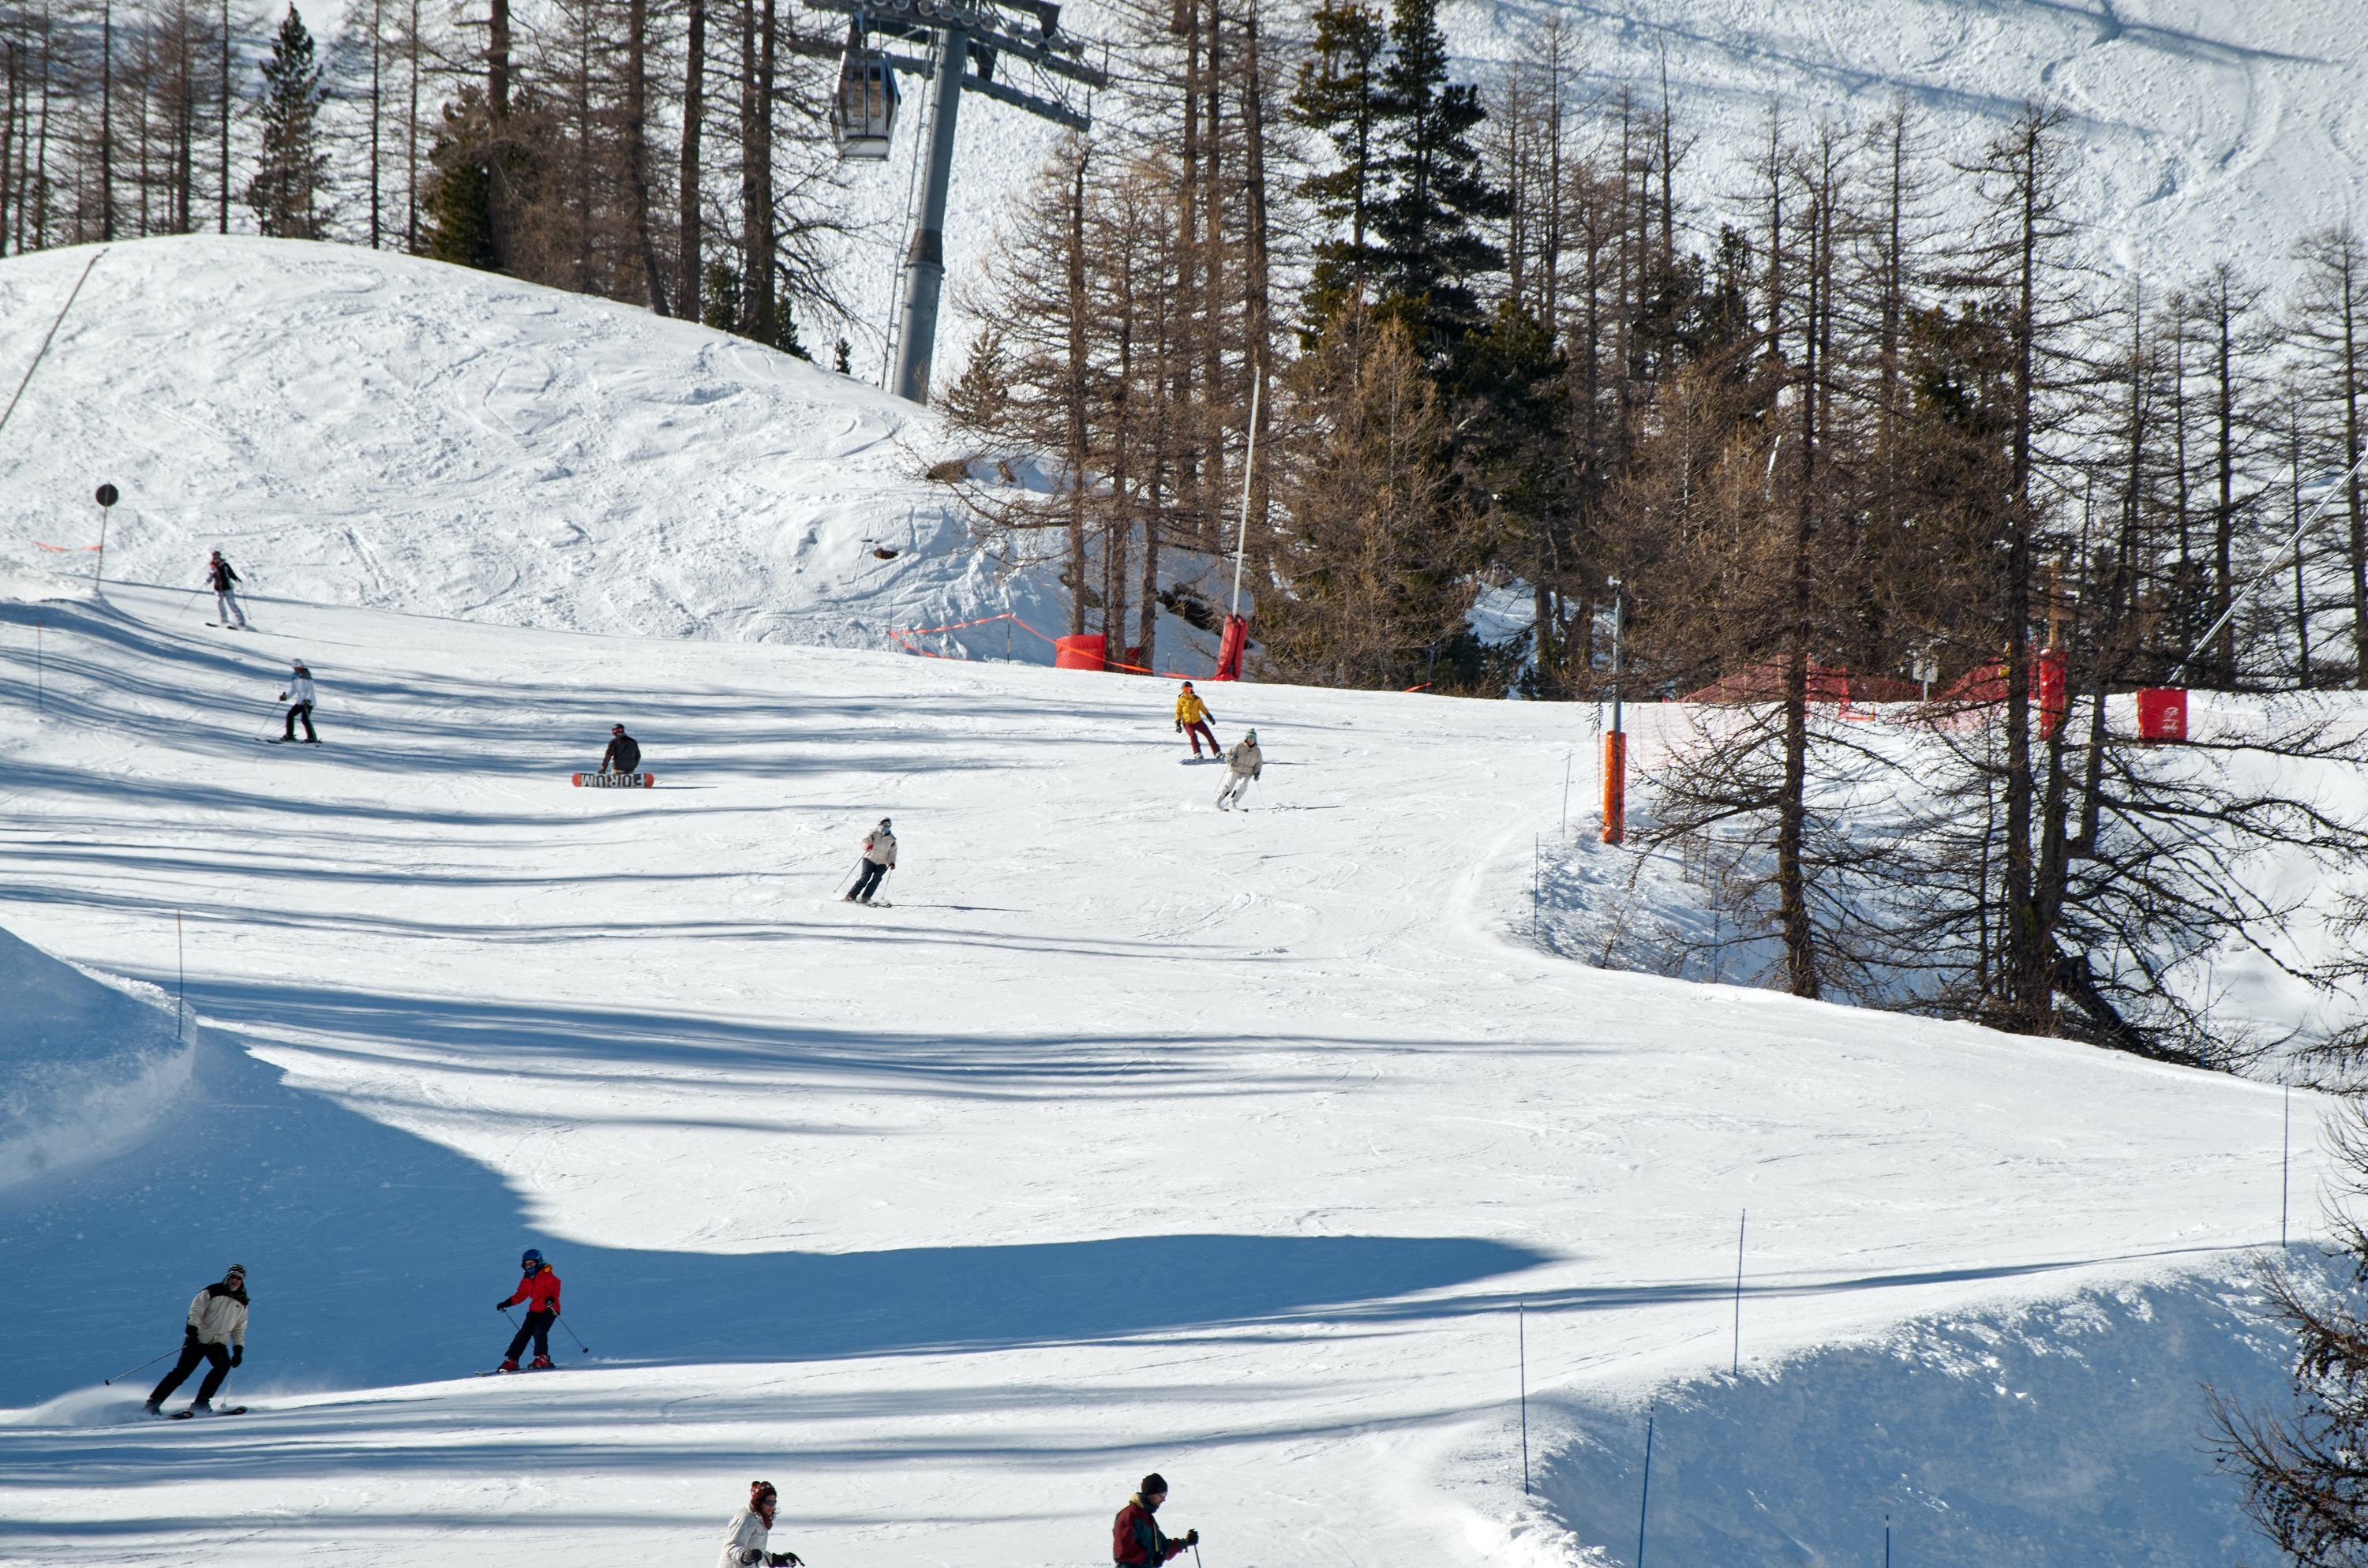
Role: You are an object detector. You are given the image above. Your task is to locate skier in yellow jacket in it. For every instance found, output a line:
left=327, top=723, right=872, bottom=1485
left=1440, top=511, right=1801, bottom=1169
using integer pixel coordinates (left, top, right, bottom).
left=1174, top=682, right=1220, bottom=758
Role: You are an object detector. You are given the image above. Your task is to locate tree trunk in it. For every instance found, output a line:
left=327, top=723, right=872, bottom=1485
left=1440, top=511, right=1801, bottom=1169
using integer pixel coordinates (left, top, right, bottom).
left=626, top=0, right=666, bottom=312
left=677, top=0, right=704, bottom=318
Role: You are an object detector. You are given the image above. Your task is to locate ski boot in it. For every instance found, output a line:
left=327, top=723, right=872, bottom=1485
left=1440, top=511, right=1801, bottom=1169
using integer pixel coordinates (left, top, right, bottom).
left=530, top=1355, right=554, bottom=1370
left=142, top=1398, right=163, bottom=1416
left=186, top=1401, right=213, bottom=1416
left=498, top=1357, right=520, bottom=1373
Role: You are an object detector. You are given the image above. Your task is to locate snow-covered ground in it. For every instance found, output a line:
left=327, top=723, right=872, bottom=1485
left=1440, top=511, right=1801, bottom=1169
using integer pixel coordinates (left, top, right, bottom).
left=0, top=578, right=2330, bottom=1566
left=0, top=238, right=1214, bottom=670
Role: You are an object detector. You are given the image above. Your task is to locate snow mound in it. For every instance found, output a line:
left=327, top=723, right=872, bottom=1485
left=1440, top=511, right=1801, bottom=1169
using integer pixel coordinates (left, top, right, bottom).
left=0, top=924, right=190, bottom=1191
left=0, top=236, right=1066, bottom=650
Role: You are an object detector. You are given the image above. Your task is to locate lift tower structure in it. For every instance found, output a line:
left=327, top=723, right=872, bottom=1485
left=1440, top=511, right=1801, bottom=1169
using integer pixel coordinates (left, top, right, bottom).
left=815, top=0, right=1105, bottom=404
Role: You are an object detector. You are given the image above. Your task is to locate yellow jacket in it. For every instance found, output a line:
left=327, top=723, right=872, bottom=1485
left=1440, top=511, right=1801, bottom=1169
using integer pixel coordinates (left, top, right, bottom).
left=1175, top=690, right=1211, bottom=724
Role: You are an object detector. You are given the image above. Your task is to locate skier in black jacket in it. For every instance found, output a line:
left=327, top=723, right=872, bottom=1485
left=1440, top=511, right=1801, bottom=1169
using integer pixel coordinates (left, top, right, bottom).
left=601, top=725, right=641, bottom=776
left=205, top=551, right=248, bottom=629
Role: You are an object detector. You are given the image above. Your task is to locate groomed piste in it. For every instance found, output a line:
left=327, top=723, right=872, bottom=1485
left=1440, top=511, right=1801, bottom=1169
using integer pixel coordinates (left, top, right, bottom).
left=0, top=237, right=2333, bottom=1567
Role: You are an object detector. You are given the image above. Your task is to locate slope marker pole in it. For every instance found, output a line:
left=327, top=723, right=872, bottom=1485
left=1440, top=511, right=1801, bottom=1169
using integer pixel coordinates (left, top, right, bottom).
left=1635, top=1405, right=1654, bottom=1568
left=2283, top=1082, right=2291, bottom=1248
left=176, top=911, right=185, bottom=1045
left=1732, top=1209, right=1746, bottom=1377
left=1518, top=1301, right=1530, bottom=1495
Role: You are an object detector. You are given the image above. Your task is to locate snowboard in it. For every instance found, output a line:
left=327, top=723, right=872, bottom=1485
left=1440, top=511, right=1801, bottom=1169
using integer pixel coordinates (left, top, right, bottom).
left=571, top=772, right=655, bottom=788
left=170, top=1405, right=248, bottom=1418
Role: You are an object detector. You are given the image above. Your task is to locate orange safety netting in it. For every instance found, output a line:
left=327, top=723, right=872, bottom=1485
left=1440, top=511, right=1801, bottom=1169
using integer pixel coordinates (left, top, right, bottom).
left=33, top=541, right=99, bottom=551
left=890, top=612, right=1199, bottom=678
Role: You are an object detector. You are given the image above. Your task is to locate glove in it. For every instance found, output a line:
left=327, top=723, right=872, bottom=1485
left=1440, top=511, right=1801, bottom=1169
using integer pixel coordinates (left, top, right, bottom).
left=1252, top=769, right=1262, bottom=780
left=1184, top=1530, right=1200, bottom=1547
left=1175, top=721, right=1182, bottom=732
left=276, top=691, right=287, bottom=701
left=771, top=1554, right=804, bottom=1566
left=230, top=1346, right=242, bottom=1368
left=183, top=1324, right=199, bottom=1346
left=495, top=1299, right=512, bottom=1311
left=735, top=1551, right=763, bottom=1566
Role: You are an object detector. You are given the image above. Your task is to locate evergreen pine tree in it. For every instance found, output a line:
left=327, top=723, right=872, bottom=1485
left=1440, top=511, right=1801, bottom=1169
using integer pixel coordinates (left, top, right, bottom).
left=422, top=92, right=497, bottom=270
left=1291, top=2, right=1390, bottom=327
left=1370, top=0, right=1504, bottom=339
left=245, top=6, right=330, bottom=238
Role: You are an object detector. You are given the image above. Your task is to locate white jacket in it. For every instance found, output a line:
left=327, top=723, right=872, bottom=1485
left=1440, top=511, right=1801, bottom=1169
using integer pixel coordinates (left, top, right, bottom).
left=862, top=829, right=897, bottom=866
left=1225, top=739, right=1263, bottom=777
left=716, top=1507, right=774, bottom=1568
left=287, top=674, right=317, bottom=705
left=187, top=1286, right=247, bottom=1349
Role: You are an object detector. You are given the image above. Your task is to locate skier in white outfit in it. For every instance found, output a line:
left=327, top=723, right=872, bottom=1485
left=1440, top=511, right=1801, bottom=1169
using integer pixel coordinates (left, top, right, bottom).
left=278, top=661, right=319, bottom=743
left=717, top=1480, right=804, bottom=1568
left=1217, top=730, right=1261, bottom=810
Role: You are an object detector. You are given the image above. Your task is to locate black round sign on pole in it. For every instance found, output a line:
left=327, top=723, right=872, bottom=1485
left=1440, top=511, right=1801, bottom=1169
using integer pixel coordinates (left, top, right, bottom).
left=95, top=483, right=118, bottom=508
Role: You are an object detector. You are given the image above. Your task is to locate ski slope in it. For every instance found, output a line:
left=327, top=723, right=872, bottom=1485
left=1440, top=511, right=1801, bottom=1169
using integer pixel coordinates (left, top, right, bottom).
left=0, top=580, right=2328, bottom=1566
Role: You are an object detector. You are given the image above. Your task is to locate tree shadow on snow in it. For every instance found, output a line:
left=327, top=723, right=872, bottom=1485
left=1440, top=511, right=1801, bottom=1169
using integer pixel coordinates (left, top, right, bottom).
left=0, top=1027, right=1546, bottom=1408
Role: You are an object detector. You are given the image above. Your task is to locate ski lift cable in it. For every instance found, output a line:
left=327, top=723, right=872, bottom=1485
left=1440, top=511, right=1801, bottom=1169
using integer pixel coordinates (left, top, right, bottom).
left=2176, top=443, right=2368, bottom=674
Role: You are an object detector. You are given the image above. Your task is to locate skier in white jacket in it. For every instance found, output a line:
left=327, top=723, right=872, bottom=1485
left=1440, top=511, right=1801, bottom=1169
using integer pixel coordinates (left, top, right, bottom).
left=278, top=661, right=318, bottom=743
left=1216, top=730, right=1261, bottom=810
left=717, top=1480, right=804, bottom=1568
left=844, top=819, right=896, bottom=904
left=144, top=1264, right=248, bottom=1416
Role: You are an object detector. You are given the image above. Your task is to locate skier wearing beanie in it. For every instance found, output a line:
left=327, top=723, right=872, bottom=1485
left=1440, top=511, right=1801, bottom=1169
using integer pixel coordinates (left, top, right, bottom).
left=718, top=1480, right=805, bottom=1568
left=600, top=724, right=642, bottom=776
left=1112, top=1473, right=1197, bottom=1566
left=845, top=818, right=896, bottom=904
left=205, top=551, right=248, bottom=628
left=276, top=661, right=319, bottom=743
left=144, top=1264, right=248, bottom=1416
left=1216, top=730, right=1261, bottom=811
left=493, top=1248, right=563, bottom=1372
left=1173, top=683, right=1219, bottom=758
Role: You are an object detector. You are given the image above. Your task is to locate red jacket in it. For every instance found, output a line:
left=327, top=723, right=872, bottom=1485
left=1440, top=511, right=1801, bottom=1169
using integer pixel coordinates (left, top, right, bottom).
left=1112, top=1500, right=1187, bottom=1566
left=502, top=1266, right=562, bottom=1313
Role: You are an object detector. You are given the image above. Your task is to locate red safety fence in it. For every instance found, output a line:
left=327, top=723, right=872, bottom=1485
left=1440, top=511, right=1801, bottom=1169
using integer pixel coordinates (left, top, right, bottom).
left=889, top=612, right=1201, bottom=679
left=33, top=541, right=99, bottom=551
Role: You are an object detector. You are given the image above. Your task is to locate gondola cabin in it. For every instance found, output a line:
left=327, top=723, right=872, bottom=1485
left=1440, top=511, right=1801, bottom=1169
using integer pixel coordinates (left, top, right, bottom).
left=832, top=43, right=899, bottom=160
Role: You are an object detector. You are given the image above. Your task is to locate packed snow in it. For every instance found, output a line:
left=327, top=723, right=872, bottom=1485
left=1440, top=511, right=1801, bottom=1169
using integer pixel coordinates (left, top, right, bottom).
left=0, top=575, right=2332, bottom=1566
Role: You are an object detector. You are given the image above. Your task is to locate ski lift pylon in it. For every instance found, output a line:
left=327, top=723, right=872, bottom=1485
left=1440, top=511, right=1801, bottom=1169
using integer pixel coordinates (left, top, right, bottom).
left=832, top=24, right=899, bottom=160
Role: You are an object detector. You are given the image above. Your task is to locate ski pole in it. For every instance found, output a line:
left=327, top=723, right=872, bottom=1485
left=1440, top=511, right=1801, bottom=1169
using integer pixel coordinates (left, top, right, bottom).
left=103, top=1348, right=175, bottom=1385
left=555, top=1313, right=590, bottom=1354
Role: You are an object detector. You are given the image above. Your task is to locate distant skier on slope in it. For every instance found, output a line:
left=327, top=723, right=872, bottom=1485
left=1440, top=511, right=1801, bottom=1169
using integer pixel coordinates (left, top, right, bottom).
left=718, top=1480, right=805, bottom=1568
left=205, top=551, right=248, bottom=629
left=844, top=819, right=896, bottom=904
left=493, top=1248, right=562, bottom=1372
left=144, top=1263, right=247, bottom=1416
left=271, top=661, right=320, bottom=743
left=1174, top=682, right=1219, bottom=758
left=1216, top=730, right=1261, bottom=811
left=1112, top=1473, right=1197, bottom=1567
left=600, top=724, right=642, bottom=776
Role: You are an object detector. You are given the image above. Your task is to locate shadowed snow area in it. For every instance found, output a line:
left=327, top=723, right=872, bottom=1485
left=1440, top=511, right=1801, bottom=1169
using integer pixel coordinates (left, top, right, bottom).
left=0, top=581, right=2329, bottom=1566
left=0, top=927, right=191, bottom=1191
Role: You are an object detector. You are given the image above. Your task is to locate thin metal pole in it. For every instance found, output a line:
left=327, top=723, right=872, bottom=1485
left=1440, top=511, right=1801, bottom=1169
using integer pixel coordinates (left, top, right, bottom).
left=177, top=911, right=185, bottom=1045
left=1231, top=376, right=1261, bottom=617
left=2283, top=1083, right=2291, bottom=1247
left=1518, top=1302, right=1530, bottom=1495
left=0, top=247, right=105, bottom=440
left=1635, top=1405, right=1654, bottom=1568
left=95, top=500, right=111, bottom=588
left=35, top=619, right=42, bottom=713
left=1561, top=752, right=1572, bottom=838
left=2181, top=443, right=2368, bottom=673
left=1732, top=1210, right=1746, bottom=1376
left=1884, top=1514, right=1890, bottom=1568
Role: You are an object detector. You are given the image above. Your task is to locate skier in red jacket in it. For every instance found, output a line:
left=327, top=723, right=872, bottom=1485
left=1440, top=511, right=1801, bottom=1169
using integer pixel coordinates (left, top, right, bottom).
left=494, top=1248, right=564, bottom=1371
left=1112, top=1473, right=1197, bottom=1566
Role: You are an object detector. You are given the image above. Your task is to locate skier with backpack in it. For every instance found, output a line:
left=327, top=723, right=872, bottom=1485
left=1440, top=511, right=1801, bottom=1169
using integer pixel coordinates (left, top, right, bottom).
left=844, top=819, right=896, bottom=905
left=205, top=551, right=248, bottom=629
left=600, top=724, right=642, bottom=777
left=1173, top=683, right=1219, bottom=758
left=493, top=1248, right=563, bottom=1372
left=717, top=1480, right=806, bottom=1568
left=273, top=661, right=318, bottom=743
left=143, top=1263, right=248, bottom=1416
left=1112, top=1473, right=1198, bottom=1567
left=1216, top=730, right=1261, bottom=811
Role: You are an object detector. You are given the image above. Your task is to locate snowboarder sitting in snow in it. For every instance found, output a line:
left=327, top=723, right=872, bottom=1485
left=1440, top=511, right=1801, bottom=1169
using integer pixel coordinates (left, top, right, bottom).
left=845, top=818, right=896, bottom=904
left=205, top=550, right=248, bottom=629
left=718, top=1480, right=805, bottom=1568
left=279, top=661, right=318, bottom=743
left=1216, top=729, right=1261, bottom=811
left=1174, top=682, right=1219, bottom=758
left=601, top=724, right=641, bottom=777
left=144, top=1263, right=247, bottom=1416
left=1112, top=1473, right=1197, bottom=1567
left=494, top=1248, right=562, bottom=1372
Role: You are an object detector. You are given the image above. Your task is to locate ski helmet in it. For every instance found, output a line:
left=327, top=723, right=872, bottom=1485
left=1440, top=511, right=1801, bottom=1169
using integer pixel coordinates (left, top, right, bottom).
left=879, top=818, right=891, bottom=829
left=612, top=724, right=625, bottom=734
left=520, top=1248, right=544, bottom=1270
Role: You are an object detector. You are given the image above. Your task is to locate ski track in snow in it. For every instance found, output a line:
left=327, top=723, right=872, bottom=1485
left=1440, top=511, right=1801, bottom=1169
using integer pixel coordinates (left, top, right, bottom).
left=0, top=579, right=2335, bottom=1566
